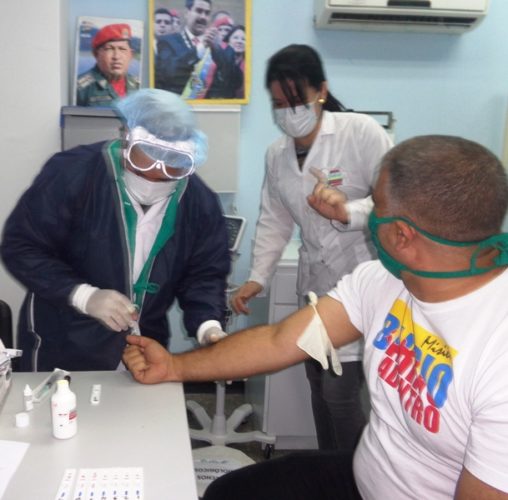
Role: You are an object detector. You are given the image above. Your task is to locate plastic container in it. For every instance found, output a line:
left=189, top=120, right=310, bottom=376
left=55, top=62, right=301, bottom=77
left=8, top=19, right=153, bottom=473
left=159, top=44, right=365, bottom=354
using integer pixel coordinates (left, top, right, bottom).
left=51, top=379, right=77, bottom=439
left=15, top=412, right=30, bottom=428
left=23, top=384, right=34, bottom=411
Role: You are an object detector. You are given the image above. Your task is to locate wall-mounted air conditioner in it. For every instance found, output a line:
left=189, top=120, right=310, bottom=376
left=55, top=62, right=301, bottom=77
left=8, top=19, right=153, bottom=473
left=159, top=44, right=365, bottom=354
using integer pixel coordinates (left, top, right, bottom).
left=314, top=0, right=489, bottom=34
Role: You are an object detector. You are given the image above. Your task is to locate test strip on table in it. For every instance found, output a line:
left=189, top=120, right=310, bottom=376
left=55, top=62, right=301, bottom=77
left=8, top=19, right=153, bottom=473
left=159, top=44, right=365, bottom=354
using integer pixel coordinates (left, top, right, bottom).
left=90, top=384, right=101, bottom=405
left=55, top=467, right=144, bottom=500
left=54, top=468, right=76, bottom=500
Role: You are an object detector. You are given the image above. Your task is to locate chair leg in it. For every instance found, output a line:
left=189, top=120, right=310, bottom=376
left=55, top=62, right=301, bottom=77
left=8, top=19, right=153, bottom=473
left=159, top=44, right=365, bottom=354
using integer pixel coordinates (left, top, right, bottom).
left=186, top=399, right=212, bottom=430
left=186, top=380, right=276, bottom=448
left=226, top=403, right=252, bottom=430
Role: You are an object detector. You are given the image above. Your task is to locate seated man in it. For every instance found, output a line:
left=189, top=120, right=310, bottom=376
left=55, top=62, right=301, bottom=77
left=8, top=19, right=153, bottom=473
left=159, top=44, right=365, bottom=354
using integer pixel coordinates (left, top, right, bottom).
left=1, top=89, right=230, bottom=371
left=123, top=135, right=508, bottom=499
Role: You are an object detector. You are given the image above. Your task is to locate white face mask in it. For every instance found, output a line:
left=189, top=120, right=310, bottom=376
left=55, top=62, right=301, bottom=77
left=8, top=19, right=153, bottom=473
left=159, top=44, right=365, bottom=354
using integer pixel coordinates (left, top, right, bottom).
left=123, top=168, right=178, bottom=206
left=272, top=98, right=319, bottom=138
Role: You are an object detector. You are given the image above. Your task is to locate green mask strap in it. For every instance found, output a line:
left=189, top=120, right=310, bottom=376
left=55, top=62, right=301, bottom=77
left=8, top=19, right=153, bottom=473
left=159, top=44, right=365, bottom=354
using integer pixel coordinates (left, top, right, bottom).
left=375, top=215, right=485, bottom=247
left=369, top=213, right=508, bottom=279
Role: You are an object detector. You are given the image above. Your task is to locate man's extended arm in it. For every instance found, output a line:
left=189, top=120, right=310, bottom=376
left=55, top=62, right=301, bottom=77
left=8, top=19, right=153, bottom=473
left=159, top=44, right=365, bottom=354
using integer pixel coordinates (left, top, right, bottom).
left=455, top=467, right=508, bottom=499
left=123, top=295, right=361, bottom=384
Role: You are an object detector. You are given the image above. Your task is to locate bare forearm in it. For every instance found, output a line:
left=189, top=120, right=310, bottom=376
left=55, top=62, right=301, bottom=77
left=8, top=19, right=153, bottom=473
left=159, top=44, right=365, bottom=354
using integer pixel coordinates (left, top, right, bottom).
left=124, top=297, right=360, bottom=385
left=455, top=468, right=508, bottom=499
left=171, top=309, right=314, bottom=383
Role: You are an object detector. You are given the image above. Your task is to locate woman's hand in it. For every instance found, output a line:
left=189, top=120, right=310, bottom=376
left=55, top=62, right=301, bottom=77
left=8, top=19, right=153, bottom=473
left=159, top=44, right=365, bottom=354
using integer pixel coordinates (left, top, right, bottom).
left=230, top=281, right=263, bottom=315
left=307, top=167, right=349, bottom=224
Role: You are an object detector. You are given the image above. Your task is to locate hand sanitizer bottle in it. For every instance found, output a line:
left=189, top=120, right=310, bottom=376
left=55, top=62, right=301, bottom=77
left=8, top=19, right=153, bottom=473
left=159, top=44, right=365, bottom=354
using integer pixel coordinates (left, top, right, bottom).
left=51, top=379, right=77, bottom=439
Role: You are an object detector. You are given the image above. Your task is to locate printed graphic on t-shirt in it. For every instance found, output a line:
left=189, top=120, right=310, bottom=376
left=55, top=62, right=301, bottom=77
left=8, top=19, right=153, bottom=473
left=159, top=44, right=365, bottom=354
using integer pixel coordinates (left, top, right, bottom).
left=372, top=299, right=457, bottom=434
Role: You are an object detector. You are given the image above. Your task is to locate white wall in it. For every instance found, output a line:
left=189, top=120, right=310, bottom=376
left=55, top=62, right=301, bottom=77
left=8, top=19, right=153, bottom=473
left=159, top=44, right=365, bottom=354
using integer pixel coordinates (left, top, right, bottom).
left=236, top=0, right=508, bottom=286
left=0, top=1, right=68, bottom=335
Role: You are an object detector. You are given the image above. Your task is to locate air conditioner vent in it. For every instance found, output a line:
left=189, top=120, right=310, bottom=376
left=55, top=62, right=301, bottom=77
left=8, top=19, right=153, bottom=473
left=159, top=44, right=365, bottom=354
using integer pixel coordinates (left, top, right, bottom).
left=314, top=0, right=489, bottom=33
left=329, top=12, right=477, bottom=27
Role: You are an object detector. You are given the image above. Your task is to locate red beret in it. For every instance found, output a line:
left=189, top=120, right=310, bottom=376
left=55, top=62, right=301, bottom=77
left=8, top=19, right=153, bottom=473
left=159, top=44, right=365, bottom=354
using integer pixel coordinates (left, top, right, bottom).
left=214, top=16, right=234, bottom=28
left=169, top=9, right=180, bottom=18
left=92, top=24, right=132, bottom=50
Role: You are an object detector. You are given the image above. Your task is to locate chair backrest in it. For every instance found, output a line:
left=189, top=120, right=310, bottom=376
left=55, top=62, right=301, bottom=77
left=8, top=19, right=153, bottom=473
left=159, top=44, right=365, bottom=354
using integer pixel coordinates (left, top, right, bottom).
left=0, top=300, right=13, bottom=349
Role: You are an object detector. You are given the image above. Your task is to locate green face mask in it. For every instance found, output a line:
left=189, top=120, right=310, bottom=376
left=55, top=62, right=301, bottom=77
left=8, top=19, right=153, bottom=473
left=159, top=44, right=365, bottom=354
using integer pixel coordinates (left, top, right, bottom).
left=368, top=211, right=508, bottom=279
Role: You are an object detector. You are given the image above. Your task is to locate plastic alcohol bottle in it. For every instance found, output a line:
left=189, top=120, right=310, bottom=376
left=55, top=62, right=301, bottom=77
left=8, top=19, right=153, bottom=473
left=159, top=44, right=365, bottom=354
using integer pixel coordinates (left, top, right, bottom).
left=51, top=379, right=77, bottom=439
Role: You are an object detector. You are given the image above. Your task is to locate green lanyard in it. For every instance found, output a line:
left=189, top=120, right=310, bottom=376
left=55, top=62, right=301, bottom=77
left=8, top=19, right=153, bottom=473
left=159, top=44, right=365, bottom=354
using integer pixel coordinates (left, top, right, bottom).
left=108, top=141, right=186, bottom=309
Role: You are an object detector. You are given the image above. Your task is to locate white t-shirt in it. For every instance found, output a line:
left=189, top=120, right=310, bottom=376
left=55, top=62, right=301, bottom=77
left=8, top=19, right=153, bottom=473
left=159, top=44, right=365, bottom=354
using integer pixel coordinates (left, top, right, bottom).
left=329, top=260, right=508, bottom=498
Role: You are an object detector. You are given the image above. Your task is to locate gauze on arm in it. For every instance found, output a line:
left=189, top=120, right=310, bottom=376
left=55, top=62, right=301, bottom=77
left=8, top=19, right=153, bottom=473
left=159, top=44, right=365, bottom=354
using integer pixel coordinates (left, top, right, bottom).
left=296, top=292, right=342, bottom=376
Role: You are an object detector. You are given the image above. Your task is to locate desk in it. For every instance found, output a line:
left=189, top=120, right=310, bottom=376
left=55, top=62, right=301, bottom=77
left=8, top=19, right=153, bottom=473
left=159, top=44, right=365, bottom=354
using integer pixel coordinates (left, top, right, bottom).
left=0, top=371, right=198, bottom=499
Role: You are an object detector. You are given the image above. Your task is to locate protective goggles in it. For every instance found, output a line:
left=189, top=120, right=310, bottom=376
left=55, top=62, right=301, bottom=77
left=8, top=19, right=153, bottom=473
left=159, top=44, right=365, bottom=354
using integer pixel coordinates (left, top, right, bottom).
left=124, top=126, right=196, bottom=180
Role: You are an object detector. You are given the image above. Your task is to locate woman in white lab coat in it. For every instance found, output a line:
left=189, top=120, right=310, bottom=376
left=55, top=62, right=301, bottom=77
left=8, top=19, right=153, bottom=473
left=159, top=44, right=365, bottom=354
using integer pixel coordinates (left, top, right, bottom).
left=231, top=44, right=393, bottom=452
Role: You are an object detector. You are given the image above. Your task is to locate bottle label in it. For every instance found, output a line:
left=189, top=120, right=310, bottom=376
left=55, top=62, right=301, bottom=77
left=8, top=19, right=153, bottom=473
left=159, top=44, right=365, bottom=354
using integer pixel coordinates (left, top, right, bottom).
left=51, top=403, right=78, bottom=438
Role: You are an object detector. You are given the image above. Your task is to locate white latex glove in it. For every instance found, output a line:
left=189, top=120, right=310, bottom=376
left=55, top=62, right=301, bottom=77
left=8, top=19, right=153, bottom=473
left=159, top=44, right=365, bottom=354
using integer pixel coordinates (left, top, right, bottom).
left=85, top=289, right=137, bottom=332
left=199, top=326, right=227, bottom=346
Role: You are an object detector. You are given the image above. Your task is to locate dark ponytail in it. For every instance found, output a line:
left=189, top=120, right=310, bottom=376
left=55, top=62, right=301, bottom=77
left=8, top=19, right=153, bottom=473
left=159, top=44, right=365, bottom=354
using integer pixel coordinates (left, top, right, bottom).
left=265, top=44, right=349, bottom=112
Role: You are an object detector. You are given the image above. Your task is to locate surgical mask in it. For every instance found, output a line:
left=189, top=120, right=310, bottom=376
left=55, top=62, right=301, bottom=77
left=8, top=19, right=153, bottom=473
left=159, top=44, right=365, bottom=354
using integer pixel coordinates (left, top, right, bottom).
left=368, top=211, right=508, bottom=279
left=123, top=168, right=178, bottom=206
left=272, top=98, right=319, bottom=138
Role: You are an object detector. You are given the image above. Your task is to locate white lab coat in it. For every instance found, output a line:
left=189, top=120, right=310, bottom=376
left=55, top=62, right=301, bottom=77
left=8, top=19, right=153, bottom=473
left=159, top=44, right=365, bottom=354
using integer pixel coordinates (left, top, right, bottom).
left=248, top=111, right=393, bottom=360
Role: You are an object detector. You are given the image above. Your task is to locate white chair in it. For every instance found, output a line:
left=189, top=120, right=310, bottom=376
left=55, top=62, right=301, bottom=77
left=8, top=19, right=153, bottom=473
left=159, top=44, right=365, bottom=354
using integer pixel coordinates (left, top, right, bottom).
left=186, top=216, right=276, bottom=455
left=186, top=379, right=276, bottom=449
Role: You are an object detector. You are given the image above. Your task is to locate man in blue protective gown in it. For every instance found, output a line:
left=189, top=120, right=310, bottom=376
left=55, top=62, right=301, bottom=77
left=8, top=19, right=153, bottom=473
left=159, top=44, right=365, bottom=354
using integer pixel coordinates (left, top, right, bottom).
left=1, top=89, right=230, bottom=371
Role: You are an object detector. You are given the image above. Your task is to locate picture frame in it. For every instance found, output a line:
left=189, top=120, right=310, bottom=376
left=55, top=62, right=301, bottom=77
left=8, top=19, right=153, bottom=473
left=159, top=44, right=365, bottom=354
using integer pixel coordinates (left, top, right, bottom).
left=149, top=0, right=251, bottom=104
left=73, top=16, right=144, bottom=107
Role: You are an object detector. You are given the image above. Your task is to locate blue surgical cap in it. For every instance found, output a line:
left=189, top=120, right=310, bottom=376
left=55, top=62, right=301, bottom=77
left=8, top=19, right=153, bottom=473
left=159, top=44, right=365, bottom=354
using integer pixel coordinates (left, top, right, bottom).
left=113, top=89, right=208, bottom=167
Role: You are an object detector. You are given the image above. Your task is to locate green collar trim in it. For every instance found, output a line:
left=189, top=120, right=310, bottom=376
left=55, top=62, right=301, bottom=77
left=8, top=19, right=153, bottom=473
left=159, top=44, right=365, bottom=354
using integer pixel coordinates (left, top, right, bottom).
left=107, top=140, right=186, bottom=308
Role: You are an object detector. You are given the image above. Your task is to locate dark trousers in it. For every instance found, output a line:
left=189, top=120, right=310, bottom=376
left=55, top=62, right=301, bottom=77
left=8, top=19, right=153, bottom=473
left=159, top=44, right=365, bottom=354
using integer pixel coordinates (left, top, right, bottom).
left=203, top=450, right=361, bottom=500
left=305, top=359, right=367, bottom=451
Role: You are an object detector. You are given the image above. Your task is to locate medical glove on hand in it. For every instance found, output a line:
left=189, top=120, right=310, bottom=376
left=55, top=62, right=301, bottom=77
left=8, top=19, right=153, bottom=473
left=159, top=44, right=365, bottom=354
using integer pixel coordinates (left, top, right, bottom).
left=200, top=326, right=227, bottom=346
left=231, top=281, right=263, bottom=315
left=85, top=289, right=138, bottom=332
